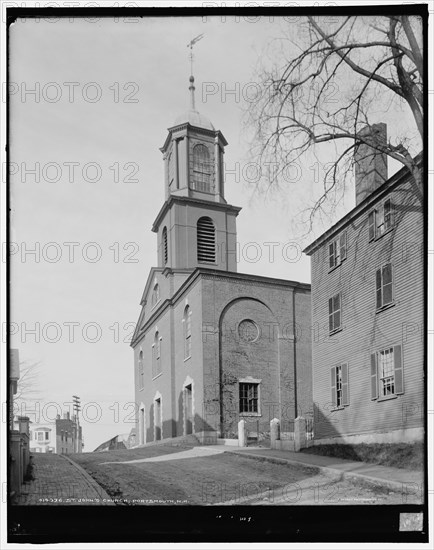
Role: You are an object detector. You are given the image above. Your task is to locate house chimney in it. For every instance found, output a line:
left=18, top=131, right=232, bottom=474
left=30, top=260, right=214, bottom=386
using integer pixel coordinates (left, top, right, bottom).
left=354, top=123, right=388, bottom=205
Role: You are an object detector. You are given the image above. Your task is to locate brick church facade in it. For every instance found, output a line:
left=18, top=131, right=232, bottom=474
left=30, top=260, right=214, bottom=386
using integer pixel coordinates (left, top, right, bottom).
left=131, top=76, right=312, bottom=445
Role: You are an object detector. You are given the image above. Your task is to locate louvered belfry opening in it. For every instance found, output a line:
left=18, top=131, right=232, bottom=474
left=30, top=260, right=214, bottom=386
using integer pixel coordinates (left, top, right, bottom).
left=197, top=216, right=216, bottom=263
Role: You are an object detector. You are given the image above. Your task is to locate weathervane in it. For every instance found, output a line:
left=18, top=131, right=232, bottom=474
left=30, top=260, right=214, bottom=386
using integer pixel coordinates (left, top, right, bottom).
left=187, top=33, right=204, bottom=76
left=186, top=33, right=204, bottom=110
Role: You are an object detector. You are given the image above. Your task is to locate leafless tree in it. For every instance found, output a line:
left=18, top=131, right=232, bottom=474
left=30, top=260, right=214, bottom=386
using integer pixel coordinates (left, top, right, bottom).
left=246, top=15, right=423, bottom=232
left=14, top=360, right=43, bottom=414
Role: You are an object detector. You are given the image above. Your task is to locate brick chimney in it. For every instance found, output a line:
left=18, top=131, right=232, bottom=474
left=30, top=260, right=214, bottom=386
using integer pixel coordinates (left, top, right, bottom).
left=354, top=123, right=388, bottom=205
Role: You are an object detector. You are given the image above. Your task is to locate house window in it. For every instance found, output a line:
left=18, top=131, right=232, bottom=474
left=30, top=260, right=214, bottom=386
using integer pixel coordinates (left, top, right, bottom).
left=369, top=198, right=394, bottom=241
left=37, top=432, right=44, bottom=442
left=61, top=430, right=64, bottom=441
left=239, top=382, right=259, bottom=414
left=45, top=432, right=49, bottom=441
left=151, top=283, right=160, bottom=307
left=331, top=363, right=349, bottom=408
left=371, top=345, right=403, bottom=400
left=376, top=263, right=393, bottom=309
left=139, top=350, right=144, bottom=390
left=184, top=305, right=191, bottom=359
left=328, top=293, right=342, bottom=334
left=162, top=227, right=168, bottom=266
left=152, top=331, right=162, bottom=378
left=192, top=144, right=212, bottom=193
left=197, top=217, right=216, bottom=263
left=328, top=231, right=347, bottom=269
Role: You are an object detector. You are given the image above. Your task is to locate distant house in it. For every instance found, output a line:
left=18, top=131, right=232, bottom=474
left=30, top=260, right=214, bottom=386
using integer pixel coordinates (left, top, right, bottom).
left=94, top=430, right=135, bottom=452
left=29, top=411, right=83, bottom=454
left=303, top=124, right=424, bottom=444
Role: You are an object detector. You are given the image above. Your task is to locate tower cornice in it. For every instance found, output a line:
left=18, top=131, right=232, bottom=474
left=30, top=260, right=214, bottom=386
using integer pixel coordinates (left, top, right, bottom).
left=151, top=195, right=242, bottom=233
left=160, top=124, right=228, bottom=153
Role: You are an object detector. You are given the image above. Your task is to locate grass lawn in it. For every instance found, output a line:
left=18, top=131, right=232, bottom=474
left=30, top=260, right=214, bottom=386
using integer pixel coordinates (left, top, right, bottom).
left=302, top=442, right=424, bottom=470
left=71, top=444, right=320, bottom=505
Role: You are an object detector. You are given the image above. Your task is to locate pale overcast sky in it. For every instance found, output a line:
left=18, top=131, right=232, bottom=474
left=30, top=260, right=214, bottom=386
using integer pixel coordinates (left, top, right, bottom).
left=8, top=13, right=420, bottom=450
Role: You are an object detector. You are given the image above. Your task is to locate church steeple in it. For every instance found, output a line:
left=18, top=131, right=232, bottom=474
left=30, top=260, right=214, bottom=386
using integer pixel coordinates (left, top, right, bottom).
left=153, top=53, right=241, bottom=273
left=159, top=73, right=227, bottom=203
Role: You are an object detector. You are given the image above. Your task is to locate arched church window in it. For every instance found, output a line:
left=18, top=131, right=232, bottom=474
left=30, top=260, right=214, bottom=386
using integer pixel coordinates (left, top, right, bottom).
left=152, top=331, right=162, bottom=378
left=192, top=144, right=212, bottom=193
left=152, top=283, right=160, bottom=307
left=184, top=305, right=191, bottom=359
left=197, top=217, right=216, bottom=263
left=162, top=227, right=168, bottom=266
left=139, top=350, right=144, bottom=390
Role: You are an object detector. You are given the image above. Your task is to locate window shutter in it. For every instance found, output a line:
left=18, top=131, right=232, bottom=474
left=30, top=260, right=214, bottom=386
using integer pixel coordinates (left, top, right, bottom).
left=371, top=353, right=378, bottom=400
left=339, top=232, right=347, bottom=261
left=394, top=345, right=404, bottom=394
left=368, top=211, right=375, bottom=241
left=335, top=293, right=341, bottom=330
left=341, top=363, right=349, bottom=406
left=331, top=366, right=336, bottom=407
left=376, top=269, right=382, bottom=309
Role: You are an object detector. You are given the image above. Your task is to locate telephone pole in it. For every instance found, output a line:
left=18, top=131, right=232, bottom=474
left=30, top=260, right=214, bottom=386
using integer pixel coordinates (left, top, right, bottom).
left=72, top=395, right=81, bottom=453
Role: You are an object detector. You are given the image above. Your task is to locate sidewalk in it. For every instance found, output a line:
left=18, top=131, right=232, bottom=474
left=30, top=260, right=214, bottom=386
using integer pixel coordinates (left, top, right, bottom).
left=213, top=445, right=424, bottom=493
left=14, top=453, right=114, bottom=505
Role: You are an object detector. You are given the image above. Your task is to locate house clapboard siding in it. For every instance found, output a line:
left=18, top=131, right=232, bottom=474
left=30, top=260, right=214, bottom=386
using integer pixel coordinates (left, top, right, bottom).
left=305, top=146, right=424, bottom=444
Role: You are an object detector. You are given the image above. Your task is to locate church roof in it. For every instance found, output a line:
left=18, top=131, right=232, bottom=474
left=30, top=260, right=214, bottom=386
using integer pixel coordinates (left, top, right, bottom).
left=172, top=109, right=214, bottom=131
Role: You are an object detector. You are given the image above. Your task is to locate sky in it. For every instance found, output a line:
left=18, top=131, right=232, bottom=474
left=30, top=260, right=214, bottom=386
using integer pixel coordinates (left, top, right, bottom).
left=6, top=12, right=422, bottom=451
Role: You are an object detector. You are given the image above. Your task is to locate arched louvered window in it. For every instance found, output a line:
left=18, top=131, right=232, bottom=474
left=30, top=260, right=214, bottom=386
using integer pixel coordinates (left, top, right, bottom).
left=184, top=305, right=191, bottom=359
left=192, top=144, right=212, bottom=193
left=162, top=227, right=168, bottom=266
left=197, top=217, right=216, bottom=263
left=152, top=283, right=160, bottom=307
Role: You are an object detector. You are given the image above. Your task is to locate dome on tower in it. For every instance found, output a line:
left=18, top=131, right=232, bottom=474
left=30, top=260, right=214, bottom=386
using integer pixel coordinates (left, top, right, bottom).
left=172, top=109, right=214, bottom=131
left=171, top=75, right=215, bottom=131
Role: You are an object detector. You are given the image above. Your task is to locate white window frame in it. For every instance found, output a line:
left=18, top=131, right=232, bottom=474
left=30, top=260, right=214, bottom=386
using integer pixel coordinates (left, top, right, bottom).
left=371, top=345, right=404, bottom=401
left=376, top=262, right=394, bottom=310
left=369, top=197, right=394, bottom=241
left=238, top=378, right=262, bottom=416
left=331, top=363, right=349, bottom=409
left=329, top=292, right=342, bottom=334
left=328, top=231, right=347, bottom=271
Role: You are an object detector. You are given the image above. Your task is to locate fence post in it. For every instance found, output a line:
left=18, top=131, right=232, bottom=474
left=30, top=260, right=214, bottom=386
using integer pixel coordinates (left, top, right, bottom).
left=294, top=416, right=307, bottom=452
left=238, top=419, right=247, bottom=447
left=270, top=418, right=280, bottom=449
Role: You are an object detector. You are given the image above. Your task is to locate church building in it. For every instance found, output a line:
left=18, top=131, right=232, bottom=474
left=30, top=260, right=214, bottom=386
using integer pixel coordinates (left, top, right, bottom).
left=131, top=75, right=312, bottom=445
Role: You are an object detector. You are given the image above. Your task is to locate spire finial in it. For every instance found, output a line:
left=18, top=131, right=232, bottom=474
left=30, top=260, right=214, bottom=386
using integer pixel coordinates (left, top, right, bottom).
left=186, top=33, right=204, bottom=111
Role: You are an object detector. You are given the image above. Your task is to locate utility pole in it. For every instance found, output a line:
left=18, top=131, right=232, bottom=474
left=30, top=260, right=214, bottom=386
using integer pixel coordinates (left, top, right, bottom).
left=72, top=395, right=81, bottom=453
